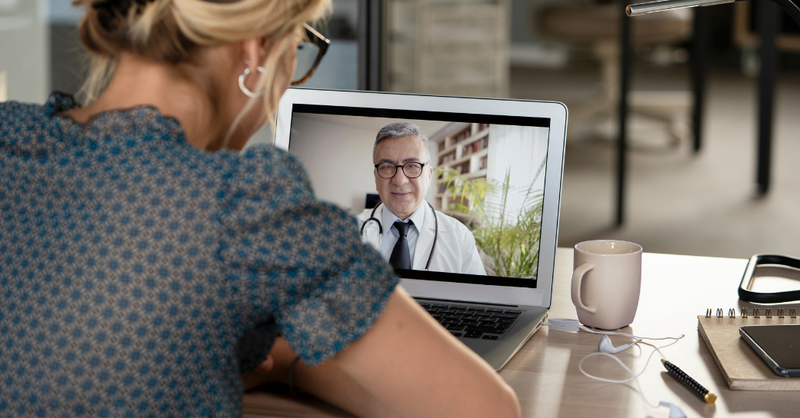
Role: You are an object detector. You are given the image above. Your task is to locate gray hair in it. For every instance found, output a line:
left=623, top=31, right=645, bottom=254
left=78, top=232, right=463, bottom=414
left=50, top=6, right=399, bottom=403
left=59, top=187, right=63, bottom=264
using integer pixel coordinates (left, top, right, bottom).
left=373, top=122, right=430, bottom=162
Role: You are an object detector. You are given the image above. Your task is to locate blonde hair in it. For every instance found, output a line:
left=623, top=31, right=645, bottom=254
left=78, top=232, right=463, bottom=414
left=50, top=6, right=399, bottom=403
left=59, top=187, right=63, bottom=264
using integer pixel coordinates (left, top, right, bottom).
left=74, top=0, right=330, bottom=130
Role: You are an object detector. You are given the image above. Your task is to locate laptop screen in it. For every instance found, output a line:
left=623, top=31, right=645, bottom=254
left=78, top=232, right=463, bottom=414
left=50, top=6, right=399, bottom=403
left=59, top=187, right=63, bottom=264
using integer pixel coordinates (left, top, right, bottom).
left=276, top=90, right=564, bottom=297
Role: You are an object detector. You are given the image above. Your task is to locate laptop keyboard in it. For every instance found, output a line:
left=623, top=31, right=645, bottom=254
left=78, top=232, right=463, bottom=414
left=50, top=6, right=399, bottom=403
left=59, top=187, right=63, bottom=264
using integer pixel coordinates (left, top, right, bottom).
left=417, top=301, right=522, bottom=340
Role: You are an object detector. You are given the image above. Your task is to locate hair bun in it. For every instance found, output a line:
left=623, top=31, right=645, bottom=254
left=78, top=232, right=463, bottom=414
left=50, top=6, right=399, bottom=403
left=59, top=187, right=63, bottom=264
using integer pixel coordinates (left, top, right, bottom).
left=92, top=0, right=155, bottom=14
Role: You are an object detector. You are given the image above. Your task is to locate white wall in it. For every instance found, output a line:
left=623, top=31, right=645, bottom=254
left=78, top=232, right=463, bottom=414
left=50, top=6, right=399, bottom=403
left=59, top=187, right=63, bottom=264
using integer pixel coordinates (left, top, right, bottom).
left=290, top=114, right=377, bottom=213
left=0, top=0, right=49, bottom=103
left=0, top=71, right=6, bottom=101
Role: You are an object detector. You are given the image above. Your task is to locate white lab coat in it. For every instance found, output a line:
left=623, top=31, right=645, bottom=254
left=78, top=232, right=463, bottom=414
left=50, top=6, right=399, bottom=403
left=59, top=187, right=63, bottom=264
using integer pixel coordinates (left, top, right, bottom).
left=356, top=204, right=486, bottom=275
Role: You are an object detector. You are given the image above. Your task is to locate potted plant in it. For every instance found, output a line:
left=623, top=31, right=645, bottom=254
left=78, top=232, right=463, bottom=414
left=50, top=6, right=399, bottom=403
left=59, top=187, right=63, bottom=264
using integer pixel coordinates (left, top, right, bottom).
left=435, top=167, right=544, bottom=279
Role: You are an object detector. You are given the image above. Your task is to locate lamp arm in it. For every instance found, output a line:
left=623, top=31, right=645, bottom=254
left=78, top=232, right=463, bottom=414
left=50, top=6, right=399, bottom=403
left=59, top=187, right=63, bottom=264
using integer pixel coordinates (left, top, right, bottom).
left=628, top=0, right=800, bottom=28
left=770, top=0, right=800, bottom=25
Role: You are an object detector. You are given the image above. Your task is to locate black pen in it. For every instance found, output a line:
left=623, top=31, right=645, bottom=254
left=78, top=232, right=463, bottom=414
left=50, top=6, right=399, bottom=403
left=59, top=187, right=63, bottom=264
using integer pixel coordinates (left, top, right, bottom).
left=661, top=359, right=717, bottom=404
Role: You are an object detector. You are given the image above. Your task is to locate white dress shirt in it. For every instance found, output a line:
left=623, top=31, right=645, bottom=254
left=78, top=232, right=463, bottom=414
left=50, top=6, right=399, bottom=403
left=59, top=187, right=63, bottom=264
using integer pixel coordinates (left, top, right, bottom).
left=356, top=203, right=486, bottom=275
left=379, top=203, right=426, bottom=264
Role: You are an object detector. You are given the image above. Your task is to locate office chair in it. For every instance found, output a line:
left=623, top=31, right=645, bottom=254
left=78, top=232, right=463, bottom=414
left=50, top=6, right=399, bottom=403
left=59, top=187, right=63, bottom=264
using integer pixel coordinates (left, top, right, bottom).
left=533, top=1, right=693, bottom=145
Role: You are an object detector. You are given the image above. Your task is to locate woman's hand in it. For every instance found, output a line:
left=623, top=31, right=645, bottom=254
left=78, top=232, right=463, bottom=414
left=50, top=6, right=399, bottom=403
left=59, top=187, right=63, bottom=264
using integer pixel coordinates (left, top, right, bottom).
left=242, top=337, right=296, bottom=391
left=254, top=355, right=274, bottom=374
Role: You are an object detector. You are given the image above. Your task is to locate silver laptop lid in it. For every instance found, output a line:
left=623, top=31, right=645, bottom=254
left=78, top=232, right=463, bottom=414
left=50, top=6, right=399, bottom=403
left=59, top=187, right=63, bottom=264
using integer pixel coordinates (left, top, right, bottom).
left=274, top=88, right=567, bottom=309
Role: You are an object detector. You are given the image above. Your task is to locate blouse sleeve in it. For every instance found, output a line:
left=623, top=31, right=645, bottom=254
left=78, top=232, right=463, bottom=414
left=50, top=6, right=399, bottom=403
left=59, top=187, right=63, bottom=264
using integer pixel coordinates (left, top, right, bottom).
left=220, top=146, right=399, bottom=368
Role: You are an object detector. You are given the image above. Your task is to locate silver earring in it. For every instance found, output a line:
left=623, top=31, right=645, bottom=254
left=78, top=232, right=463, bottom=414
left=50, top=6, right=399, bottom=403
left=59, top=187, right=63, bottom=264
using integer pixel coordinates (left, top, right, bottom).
left=238, top=66, right=265, bottom=98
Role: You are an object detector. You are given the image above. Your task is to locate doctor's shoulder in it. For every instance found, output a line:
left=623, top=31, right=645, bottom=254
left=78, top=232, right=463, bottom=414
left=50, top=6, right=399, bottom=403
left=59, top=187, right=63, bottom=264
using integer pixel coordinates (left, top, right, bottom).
left=356, top=208, right=371, bottom=218
left=355, top=208, right=373, bottom=225
left=434, top=210, right=471, bottom=235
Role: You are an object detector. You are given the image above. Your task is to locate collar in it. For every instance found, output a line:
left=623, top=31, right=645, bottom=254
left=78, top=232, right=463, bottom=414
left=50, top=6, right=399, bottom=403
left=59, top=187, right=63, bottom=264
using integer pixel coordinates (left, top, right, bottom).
left=381, top=203, right=427, bottom=237
left=46, top=92, right=186, bottom=144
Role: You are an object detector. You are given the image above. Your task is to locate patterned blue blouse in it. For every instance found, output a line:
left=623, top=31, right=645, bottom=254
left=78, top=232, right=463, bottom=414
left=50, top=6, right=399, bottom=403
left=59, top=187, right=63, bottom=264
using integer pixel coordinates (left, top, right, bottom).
left=0, top=93, right=398, bottom=417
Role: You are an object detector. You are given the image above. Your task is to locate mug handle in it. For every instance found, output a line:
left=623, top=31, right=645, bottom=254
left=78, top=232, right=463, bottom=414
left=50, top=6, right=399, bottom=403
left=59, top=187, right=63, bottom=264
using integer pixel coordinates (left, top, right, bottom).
left=571, top=263, right=596, bottom=314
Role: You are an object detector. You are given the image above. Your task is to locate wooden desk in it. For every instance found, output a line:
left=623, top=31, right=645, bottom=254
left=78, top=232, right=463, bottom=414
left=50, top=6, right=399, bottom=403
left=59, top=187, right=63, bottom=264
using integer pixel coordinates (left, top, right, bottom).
left=243, top=249, right=800, bottom=417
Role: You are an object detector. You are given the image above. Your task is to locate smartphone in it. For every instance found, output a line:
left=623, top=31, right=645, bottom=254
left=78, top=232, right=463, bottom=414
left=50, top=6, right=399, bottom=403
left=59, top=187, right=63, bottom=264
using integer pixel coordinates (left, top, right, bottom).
left=739, top=324, right=800, bottom=377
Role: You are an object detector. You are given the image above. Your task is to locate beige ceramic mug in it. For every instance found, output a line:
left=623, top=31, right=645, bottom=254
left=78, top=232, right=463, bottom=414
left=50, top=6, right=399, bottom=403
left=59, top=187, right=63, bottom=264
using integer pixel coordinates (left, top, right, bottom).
left=571, top=240, right=643, bottom=330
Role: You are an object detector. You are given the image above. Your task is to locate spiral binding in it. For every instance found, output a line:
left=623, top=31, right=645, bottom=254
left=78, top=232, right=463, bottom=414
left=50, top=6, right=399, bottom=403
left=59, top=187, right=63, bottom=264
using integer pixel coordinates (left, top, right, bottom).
left=704, top=307, right=797, bottom=319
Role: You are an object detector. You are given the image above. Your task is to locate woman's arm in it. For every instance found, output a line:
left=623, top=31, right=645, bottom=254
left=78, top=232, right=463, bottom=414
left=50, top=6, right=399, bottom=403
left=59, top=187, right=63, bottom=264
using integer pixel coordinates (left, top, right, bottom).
left=244, top=286, right=521, bottom=418
left=244, top=336, right=397, bottom=416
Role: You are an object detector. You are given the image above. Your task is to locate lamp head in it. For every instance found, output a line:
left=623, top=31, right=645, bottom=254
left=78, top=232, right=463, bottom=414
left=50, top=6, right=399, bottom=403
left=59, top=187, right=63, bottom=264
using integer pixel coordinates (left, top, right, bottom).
left=627, top=0, right=736, bottom=17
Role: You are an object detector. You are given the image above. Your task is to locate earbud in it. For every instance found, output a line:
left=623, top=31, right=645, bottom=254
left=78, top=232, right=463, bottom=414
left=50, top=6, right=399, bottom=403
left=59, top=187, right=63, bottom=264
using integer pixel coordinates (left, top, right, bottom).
left=576, top=329, right=686, bottom=418
left=659, top=401, right=686, bottom=418
left=597, top=335, right=641, bottom=354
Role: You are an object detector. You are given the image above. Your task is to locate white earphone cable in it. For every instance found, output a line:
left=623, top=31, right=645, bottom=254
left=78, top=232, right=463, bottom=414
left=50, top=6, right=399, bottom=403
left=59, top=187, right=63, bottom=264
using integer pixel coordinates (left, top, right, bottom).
left=543, top=319, right=687, bottom=417
left=578, top=334, right=683, bottom=409
left=578, top=336, right=681, bottom=383
left=578, top=324, right=685, bottom=342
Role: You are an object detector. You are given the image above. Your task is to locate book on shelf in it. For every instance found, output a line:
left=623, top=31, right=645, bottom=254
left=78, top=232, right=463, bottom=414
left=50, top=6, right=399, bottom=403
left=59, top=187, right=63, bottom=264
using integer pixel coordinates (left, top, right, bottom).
left=460, top=137, right=489, bottom=157
left=439, top=153, right=455, bottom=165
left=455, top=129, right=471, bottom=143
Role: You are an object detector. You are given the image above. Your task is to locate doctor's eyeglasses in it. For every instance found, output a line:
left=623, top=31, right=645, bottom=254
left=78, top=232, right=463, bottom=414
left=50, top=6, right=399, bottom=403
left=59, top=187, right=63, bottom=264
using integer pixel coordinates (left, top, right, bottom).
left=375, top=162, right=427, bottom=179
left=291, top=24, right=331, bottom=86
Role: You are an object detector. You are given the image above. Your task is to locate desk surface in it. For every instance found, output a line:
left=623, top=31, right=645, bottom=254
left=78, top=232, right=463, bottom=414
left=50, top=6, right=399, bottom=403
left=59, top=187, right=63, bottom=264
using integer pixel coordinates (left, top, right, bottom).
left=243, top=249, right=800, bottom=418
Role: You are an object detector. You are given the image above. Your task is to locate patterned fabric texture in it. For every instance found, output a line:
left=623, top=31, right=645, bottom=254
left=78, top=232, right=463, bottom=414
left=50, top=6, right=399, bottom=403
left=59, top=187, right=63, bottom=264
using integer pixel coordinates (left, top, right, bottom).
left=0, top=93, right=398, bottom=417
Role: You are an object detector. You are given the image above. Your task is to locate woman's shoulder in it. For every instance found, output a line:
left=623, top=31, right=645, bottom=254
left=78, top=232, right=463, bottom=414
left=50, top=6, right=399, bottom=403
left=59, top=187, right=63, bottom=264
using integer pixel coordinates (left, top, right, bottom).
left=239, top=143, right=302, bottom=170
left=0, top=93, right=81, bottom=157
left=0, top=92, right=76, bottom=126
left=0, top=92, right=184, bottom=158
left=233, top=144, right=313, bottom=194
left=0, top=98, right=39, bottom=119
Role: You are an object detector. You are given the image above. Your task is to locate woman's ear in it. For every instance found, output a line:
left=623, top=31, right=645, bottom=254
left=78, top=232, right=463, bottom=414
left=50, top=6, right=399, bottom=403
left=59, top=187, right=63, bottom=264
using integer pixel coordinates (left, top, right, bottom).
left=241, top=36, right=271, bottom=71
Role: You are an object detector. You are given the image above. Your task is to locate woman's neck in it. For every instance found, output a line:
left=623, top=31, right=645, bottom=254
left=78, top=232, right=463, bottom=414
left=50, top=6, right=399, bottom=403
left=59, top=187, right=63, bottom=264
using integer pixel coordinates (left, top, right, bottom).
left=64, top=54, right=223, bottom=149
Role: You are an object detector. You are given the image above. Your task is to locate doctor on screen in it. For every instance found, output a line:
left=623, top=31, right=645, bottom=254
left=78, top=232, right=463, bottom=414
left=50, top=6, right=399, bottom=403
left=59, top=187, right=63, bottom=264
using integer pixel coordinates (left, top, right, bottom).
left=357, top=123, right=486, bottom=275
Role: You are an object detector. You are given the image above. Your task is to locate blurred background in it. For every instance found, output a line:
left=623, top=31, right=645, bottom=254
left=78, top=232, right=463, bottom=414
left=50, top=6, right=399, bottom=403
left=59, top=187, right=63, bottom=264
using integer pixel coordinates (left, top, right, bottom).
left=3, top=0, right=800, bottom=259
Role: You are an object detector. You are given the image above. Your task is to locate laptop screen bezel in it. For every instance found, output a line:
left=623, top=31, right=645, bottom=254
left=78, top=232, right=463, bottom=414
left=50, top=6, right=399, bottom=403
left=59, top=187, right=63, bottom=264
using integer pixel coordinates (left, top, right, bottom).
left=274, top=88, right=567, bottom=309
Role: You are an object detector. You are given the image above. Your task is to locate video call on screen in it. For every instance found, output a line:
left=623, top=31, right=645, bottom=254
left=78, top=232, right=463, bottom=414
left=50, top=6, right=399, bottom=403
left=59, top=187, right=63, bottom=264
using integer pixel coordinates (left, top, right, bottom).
left=288, top=106, right=550, bottom=289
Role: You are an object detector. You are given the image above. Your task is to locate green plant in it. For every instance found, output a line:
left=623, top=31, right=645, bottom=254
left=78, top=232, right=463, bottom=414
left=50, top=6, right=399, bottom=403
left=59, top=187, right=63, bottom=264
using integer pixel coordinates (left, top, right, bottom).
left=435, top=167, right=544, bottom=279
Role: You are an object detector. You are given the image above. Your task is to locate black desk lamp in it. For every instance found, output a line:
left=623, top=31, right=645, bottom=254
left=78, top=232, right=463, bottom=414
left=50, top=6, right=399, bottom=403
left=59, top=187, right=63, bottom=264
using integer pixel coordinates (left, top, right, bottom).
left=627, top=0, right=800, bottom=25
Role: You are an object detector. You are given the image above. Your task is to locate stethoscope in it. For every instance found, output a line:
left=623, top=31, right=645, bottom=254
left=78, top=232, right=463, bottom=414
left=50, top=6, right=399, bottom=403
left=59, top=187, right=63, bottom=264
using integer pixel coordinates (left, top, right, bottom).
left=360, top=201, right=439, bottom=270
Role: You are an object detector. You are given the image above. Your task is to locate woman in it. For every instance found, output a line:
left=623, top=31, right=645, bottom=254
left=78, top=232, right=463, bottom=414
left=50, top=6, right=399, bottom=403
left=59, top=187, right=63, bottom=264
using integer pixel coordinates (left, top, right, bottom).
left=0, top=0, right=520, bottom=416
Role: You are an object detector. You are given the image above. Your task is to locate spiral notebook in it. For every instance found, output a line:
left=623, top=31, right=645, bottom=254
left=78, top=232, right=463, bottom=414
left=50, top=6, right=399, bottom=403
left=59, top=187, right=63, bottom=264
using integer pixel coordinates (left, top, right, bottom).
left=698, top=308, right=799, bottom=391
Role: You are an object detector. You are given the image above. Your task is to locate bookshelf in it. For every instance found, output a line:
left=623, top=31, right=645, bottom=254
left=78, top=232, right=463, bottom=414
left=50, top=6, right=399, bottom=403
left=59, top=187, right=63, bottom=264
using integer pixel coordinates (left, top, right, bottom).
left=433, top=122, right=493, bottom=212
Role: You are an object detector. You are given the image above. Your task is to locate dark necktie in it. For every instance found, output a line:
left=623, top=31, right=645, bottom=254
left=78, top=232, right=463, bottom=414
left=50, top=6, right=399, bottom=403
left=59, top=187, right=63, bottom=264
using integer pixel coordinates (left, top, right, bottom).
left=389, top=220, right=413, bottom=271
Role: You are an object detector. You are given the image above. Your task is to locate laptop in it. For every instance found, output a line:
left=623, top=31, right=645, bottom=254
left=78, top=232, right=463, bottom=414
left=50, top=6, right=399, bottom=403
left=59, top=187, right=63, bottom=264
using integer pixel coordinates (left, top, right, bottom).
left=274, top=88, right=567, bottom=370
